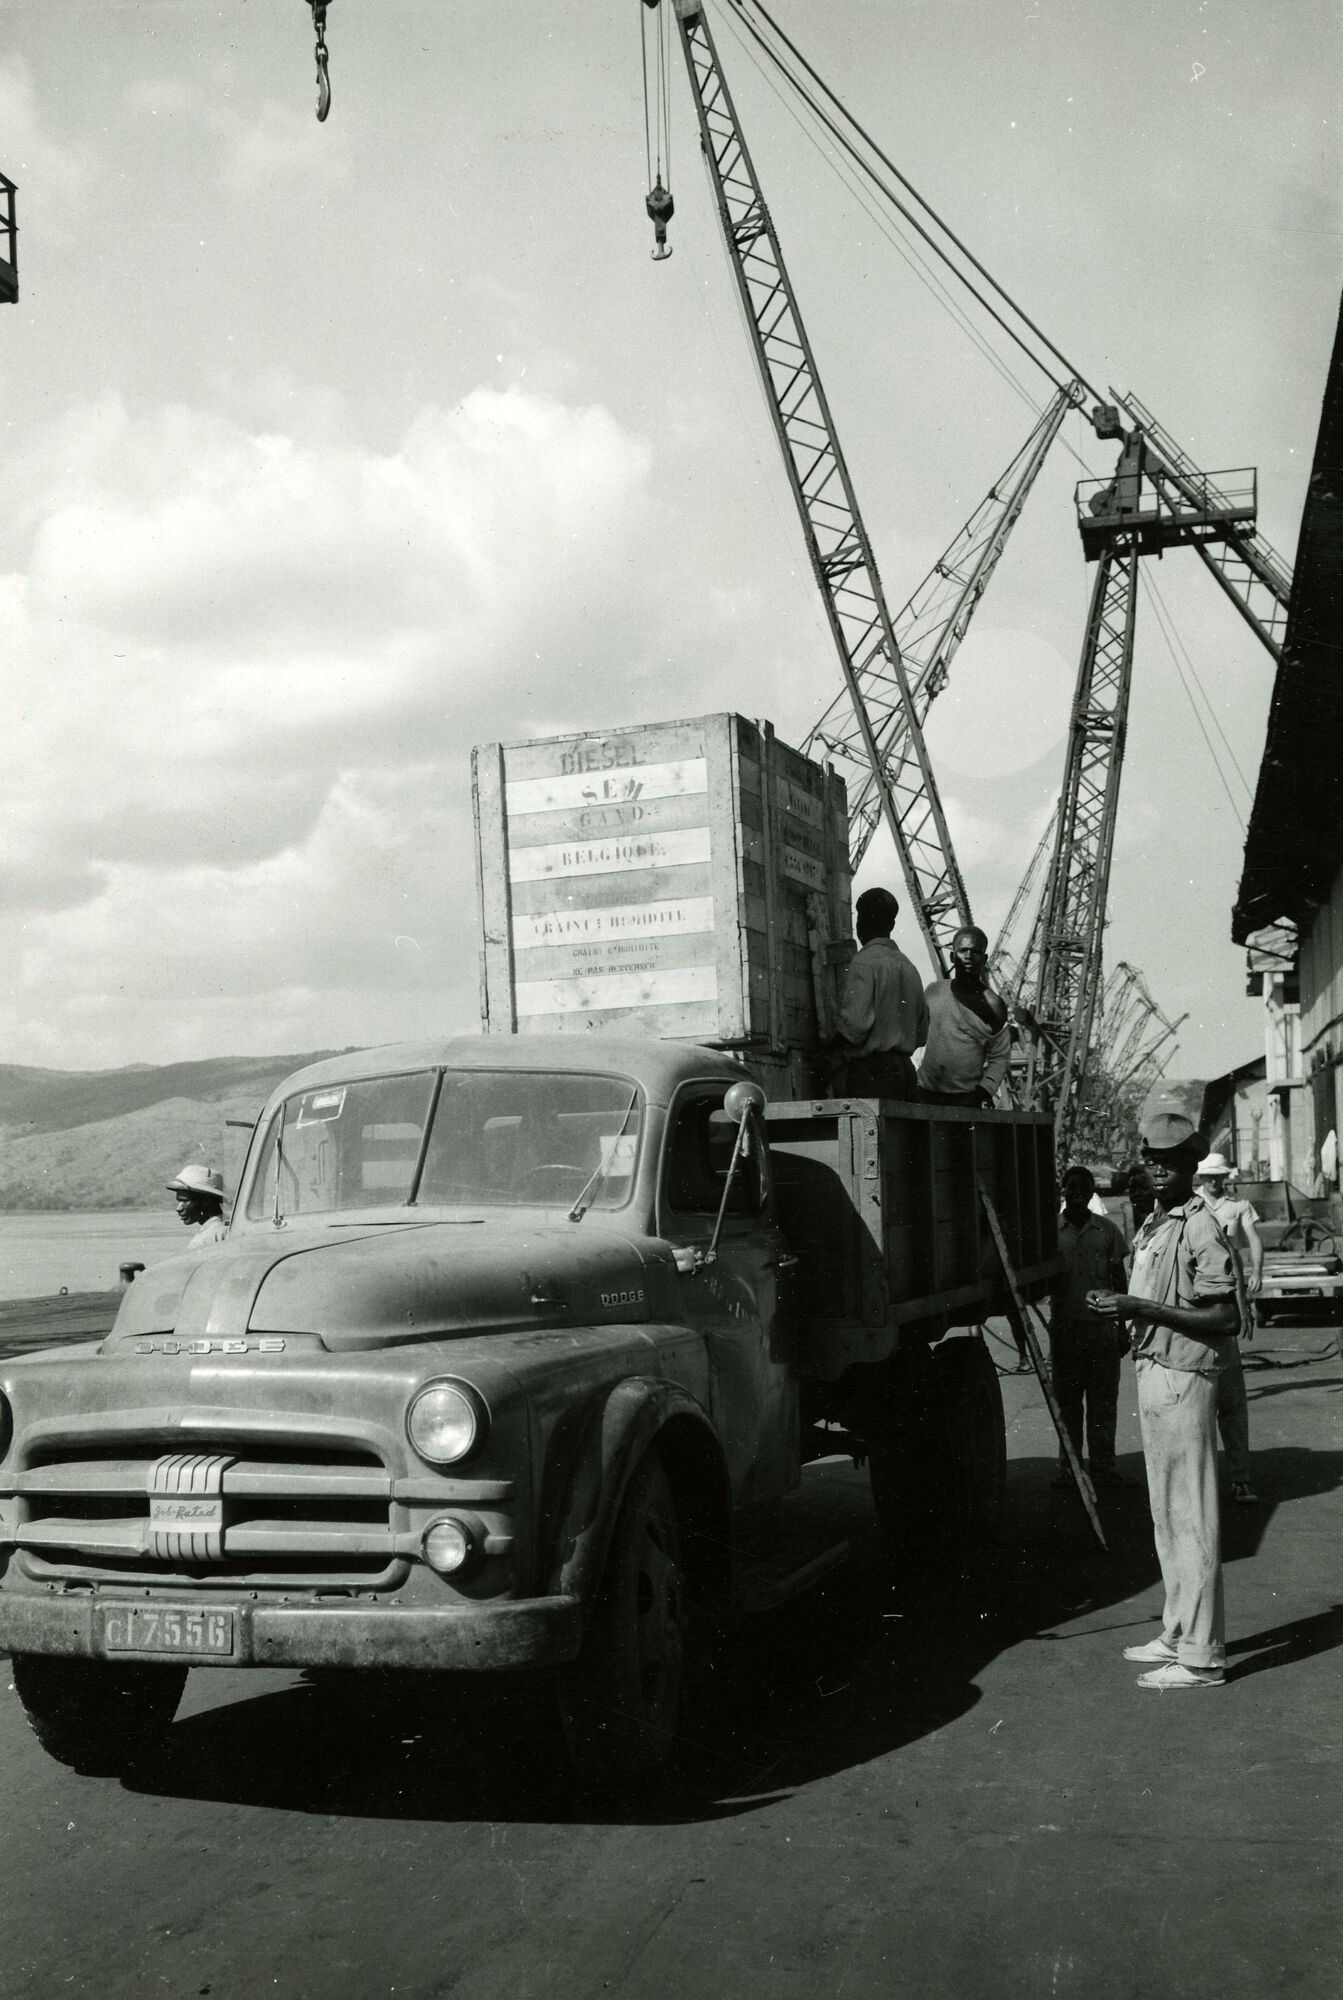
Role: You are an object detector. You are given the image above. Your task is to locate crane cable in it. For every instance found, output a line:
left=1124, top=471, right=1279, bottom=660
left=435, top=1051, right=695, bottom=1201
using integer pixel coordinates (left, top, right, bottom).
left=1139, top=569, right=1253, bottom=822
left=724, top=0, right=1105, bottom=408
left=641, top=1, right=676, bottom=257
left=713, top=6, right=1046, bottom=417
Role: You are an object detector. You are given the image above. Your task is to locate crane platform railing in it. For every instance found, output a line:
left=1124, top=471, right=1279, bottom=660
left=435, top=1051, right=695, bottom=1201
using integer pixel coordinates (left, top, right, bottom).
left=1075, top=467, right=1257, bottom=561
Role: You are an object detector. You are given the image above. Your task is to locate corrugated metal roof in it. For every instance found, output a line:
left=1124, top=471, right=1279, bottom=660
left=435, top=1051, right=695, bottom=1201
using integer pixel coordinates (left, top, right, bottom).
left=1233, top=290, right=1343, bottom=943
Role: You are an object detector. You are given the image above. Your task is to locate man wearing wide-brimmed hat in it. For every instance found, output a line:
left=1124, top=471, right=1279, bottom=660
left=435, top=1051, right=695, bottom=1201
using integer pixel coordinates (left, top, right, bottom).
left=1196, top=1150, right=1263, bottom=1505
left=1090, top=1107, right=1239, bottom=1690
left=166, top=1163, right=228, bottom=1250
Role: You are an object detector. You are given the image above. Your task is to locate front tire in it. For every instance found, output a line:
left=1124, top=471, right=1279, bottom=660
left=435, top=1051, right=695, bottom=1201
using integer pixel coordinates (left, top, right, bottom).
left=12, top=1654, right=187, bottom=1775
left=558, top=1452, right=685, bottom=1789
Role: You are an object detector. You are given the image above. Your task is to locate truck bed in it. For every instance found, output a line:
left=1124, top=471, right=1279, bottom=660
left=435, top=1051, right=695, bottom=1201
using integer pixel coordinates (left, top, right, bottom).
left=765, top=1097, right=1058, bottom=1378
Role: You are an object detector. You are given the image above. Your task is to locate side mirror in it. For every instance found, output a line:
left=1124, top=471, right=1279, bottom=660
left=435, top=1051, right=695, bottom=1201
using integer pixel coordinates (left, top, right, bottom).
left=703, top=1080, right=768, bottom=1263
left=724, top=1079, right=766, bottom=1152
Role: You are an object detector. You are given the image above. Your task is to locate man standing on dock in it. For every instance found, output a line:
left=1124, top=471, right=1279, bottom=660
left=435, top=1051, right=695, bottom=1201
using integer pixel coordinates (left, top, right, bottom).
left=167, top=1164, right=229, bottom=1250
left=1091, top=1109, right=1239, bottom=1690
left=1196, top=1151, right=1263, bottom=1506
left=833, top=887, right=928, bottom=1100
left=1049, top=1165, right=1133, bottom=1486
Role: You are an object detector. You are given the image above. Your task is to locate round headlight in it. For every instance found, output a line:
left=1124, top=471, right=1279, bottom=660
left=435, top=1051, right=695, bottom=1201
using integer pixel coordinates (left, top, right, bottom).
left=407, top=1381, right=482, bottom=1465
left=422, top=1517, right=472, bottom=1574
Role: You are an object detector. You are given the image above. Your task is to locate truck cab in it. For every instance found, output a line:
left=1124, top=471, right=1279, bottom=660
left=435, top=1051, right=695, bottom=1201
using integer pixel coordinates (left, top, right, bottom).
left=0, top=1033, right=1055, bottom=1785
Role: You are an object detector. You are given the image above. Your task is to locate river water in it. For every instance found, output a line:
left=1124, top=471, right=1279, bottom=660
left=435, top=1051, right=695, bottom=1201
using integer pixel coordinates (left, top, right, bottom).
left=0, top=1211, right=188, bottom=1300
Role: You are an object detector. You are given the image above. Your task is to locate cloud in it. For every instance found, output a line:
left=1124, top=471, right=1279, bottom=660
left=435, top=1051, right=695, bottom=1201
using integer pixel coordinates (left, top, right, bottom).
left=0, top=385, right=680, bottom=1063
left=0, top=56, right=87, bottom=223
left=122, top=80, right=352, bottom=199
left=922, top=624, right=1072, bottom=781
left=214, top=101, right=352, bottom=200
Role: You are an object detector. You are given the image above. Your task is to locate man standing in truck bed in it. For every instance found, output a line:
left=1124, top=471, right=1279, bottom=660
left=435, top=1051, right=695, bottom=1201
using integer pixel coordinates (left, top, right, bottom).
left=917, top=925, right=1011, bottom=1108
left=834, top=886, right=928, bottom=1100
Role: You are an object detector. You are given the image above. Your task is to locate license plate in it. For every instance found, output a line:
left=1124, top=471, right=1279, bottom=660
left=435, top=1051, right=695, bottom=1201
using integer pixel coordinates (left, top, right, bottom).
left=100, top=1604, right=235, bottom=1658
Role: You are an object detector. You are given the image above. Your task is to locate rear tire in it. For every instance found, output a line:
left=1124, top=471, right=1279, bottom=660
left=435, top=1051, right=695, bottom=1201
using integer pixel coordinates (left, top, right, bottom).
left=558, top=1453, right=685, bottom=1790
left=12, top=1654, right=186, bottom=1776
left=869, top=1337, right=1006, bottom=1548
left=932, top=1336, right=1007, bottom=1536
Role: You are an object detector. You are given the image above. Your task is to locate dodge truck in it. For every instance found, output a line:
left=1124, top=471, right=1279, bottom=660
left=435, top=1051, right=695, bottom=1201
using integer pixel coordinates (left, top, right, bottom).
left=0, top=1034, right=1055, bottom=1784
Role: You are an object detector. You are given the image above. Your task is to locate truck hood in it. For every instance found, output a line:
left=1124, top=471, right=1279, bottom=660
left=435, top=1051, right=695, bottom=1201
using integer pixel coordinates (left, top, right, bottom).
left=105, top=1216, right=663, bottom=1353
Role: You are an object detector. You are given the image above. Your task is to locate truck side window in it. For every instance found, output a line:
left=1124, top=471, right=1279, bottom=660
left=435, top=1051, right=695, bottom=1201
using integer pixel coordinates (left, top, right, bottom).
left=665, top=1094, right=765, bottom=1218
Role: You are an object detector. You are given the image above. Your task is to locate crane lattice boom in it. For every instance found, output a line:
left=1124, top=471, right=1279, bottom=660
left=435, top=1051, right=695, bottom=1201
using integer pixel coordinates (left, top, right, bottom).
left=804, top=386, right=1077, bottom=871
left=671, top=0, right=970, bottom=971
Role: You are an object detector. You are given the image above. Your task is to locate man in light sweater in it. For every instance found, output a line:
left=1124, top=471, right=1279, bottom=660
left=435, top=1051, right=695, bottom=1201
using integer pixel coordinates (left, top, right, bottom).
left=917, top=926, right=1010, bottom=1108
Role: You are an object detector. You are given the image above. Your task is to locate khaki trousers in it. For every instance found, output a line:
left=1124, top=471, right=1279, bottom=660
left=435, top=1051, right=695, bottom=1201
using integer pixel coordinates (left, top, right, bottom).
left=1136, top=1358, right=1226, bottom=1669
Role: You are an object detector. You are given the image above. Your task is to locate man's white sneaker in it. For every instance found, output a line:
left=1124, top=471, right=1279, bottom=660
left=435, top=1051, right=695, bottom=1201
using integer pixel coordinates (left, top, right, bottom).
left=1122, top=1637, right=1178, bottom=1663
left=1136, top=1662, right=1225, bottom=1690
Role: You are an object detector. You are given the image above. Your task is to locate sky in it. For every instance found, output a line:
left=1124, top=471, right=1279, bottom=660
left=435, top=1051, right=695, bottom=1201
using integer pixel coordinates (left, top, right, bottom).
left=0, top=0, right=1338, bottom=1080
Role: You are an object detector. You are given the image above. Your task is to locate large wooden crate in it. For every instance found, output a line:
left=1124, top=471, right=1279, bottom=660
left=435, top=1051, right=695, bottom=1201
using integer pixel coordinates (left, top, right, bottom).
left=472, top=713, right=850, bottom=1057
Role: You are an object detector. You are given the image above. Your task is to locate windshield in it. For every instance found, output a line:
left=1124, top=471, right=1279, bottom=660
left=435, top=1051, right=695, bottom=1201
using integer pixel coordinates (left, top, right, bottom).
left=242, top=1067, right=644, bottom=1222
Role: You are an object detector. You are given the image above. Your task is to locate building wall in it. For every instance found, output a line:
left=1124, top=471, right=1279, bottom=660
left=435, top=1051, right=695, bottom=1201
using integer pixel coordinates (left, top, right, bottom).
left=1297, top=848, right=1343, bottom=1189
left=1230, top=1076, right=1270, bottom=1179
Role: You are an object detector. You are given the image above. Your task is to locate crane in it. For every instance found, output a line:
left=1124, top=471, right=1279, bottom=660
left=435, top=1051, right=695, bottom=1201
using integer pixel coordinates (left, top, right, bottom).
left=802, top=386, right=1078, bottom=872
left=1027, top=400, right=1291, bottom=1153
left=1073, top=961, right=1186, bottom=1163
left=641, top=1, right=1286, bottom=1138
left=661, top=0, right=972, bottom=973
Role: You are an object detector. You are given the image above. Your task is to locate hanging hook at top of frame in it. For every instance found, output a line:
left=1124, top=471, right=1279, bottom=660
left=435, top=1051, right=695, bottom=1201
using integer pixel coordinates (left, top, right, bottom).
left=307, top=0, right=332, bottom=122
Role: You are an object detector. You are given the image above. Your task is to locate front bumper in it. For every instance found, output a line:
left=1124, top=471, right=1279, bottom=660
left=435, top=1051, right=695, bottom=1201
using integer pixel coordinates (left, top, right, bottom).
left=0, top=1589, right=581, bottom=1672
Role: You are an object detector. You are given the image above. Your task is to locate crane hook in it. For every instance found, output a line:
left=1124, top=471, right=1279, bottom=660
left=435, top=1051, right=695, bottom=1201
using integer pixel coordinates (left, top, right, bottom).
left=646, top=181, right=674, bottom=261
left=307, top=0, right=332, bottom=122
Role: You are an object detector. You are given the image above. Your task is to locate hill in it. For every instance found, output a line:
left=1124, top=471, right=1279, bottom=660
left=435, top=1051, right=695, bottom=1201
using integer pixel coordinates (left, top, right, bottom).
left=0, top=1052, right=345, bottom=1210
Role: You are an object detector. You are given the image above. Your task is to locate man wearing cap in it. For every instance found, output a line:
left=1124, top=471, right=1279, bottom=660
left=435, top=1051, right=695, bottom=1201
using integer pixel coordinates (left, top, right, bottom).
left=167, top=1164, right=229, bottom=1250
left=1196, top=1152, right=1263, bottom=1507
left=833, top=887, right=928, bottom=1100
left=1090, top=1108, right=1238, bottom=1690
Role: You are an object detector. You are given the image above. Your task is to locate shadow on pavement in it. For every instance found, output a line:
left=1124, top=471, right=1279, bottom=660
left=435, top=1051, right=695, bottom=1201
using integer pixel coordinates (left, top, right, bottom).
left=1226, top=1603, right=1343, bottom=1681
left=121, top=1445, right=1343, bottom=1828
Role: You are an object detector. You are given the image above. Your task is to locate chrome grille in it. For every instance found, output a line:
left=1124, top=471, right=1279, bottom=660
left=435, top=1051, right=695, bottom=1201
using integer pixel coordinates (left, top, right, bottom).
left=12, top=1433, right=404, bottom=1589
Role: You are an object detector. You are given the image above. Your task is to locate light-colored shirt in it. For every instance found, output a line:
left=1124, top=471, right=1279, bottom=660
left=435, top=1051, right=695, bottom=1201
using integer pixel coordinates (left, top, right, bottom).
left=186, top=1214, right=228, bottom=1251
left=837, top=938, right=929, bottom=1058
left=917, top=980, right=1011, bottom=1097
left=1128, top=1198, right=1235, bottom=1376
left=1200, top=1192, right=1256, bottom=1250
left=1051, top=1212, right=1129, bottom=1330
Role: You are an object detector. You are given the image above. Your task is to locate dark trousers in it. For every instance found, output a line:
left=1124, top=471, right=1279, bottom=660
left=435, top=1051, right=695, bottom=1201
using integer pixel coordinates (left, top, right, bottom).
left=840, top=1050, right=917, bottom=1100
left=1216, top=1343, right=1250, bottom=1484
left=1051, top=1321, right=1122, bottom=1470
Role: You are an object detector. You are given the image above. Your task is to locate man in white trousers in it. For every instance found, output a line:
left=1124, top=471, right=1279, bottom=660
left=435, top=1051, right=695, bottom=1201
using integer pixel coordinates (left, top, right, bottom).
left=1091, top=1109, right=1239, bottom=1690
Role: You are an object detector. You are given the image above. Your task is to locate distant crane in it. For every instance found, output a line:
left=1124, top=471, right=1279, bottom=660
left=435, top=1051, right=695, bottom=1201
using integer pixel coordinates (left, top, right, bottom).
left=1073, top=961, right=1186, bottom=1163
